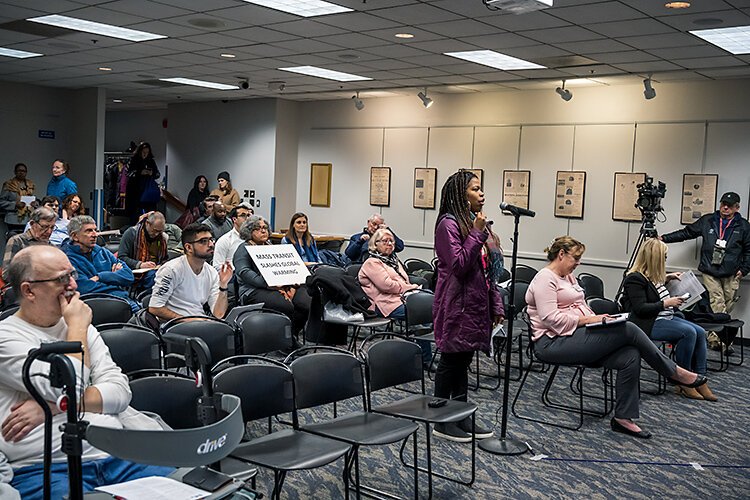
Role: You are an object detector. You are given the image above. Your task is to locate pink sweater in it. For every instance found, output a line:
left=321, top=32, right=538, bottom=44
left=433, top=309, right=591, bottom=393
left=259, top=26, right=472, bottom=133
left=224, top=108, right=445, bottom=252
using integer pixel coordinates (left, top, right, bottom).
left=358, top=258, right=418, bottom=317
left=525, top=267, right=594, bottom=341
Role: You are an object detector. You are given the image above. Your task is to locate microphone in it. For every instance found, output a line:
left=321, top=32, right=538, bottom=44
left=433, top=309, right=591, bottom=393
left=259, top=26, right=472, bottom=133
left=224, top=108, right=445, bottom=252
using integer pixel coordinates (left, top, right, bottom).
left=500, top=202, right=535, bottom=218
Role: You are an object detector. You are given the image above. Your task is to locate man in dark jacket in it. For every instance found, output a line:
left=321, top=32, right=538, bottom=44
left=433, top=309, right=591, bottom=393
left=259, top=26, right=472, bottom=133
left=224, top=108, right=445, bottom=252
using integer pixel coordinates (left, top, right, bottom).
left=660, top=192, right=749, bottom=348
left=345, top=214, right=404, bottom=264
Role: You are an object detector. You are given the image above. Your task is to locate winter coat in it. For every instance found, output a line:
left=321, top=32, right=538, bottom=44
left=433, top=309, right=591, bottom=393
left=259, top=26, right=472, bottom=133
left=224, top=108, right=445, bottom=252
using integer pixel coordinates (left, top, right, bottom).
left=433, top=215, right=504, bottom=353
left=620, top=272, right=667, bottom=336
left=358, top=257, right=417, bottom=317
left=46, top=174, right=78, bottom=202
left=61, top=239, right=135, bottom=307
left=345, top=229, right=404, bottom=264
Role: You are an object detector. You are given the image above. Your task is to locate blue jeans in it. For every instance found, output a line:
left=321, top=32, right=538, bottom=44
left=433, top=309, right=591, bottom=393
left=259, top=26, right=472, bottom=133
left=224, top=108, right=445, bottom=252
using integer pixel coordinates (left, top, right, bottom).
left=12, top=457, right=174, bottom=500
left=651, top=316, right=707, bottom=375
left=379, top=304, right=433, bottom=366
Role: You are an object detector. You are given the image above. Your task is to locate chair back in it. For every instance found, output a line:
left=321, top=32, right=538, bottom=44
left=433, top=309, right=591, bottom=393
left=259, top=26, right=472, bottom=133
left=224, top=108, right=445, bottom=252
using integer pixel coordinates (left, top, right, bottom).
left=365, top=338, right=422, bottom=392
left=587, top=297, right=620, bottom=315
left=289, top=349, right=364, bottom=410
left=403, top=258, right=433, bottom=274
left=214, top=358, right=295, bottom=422
left=0, top=305, right=20, bottom=322
left=81, top=294, right=133, bottom=326
left=345, top=263, right=362, bottom=278
left=162, top=316, right=237, bottom=365
left=513, top=264, right=538, bottom=284
left=407, top=275, right=429, bottom=288
left=129, top=373, right=202, bottom=429
left=578, top=273, right=605, bottom=299
left=510, top=282, right=530, bottom=315
left=98, top=323, right=162, bottom=374
left=239, top=310, right=294, bottom=355
left=1, top=285, right=18, bottom=310
left=404, top=290, right=434, bottom=334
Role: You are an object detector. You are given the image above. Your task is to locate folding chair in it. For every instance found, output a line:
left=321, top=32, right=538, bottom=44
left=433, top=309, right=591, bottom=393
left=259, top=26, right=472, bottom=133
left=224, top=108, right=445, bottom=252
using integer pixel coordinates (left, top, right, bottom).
left=81, top=293, right=133, bottom=326
left=578, top=273, right=605, bottom=299
left=97, top=323, right=162, bottom=376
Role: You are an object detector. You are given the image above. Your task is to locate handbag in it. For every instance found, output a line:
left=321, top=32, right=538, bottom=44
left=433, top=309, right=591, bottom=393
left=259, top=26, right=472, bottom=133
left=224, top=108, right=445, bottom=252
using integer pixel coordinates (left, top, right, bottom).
left=175, top=207, right=199, bottom=229
left=140, top=178, right=161, bottom=204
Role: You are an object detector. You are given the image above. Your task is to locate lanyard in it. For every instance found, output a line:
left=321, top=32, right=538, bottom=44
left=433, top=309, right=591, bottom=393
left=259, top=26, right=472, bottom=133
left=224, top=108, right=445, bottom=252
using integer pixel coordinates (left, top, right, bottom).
left=719, top=217, right=733, bottom=240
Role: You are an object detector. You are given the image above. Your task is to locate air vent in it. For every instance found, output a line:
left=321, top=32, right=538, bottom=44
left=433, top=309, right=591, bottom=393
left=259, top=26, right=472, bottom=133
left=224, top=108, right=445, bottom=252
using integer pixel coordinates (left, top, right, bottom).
left=187, top=18, right=226, bottom=29
left=0, top=20, right=71, bottom=37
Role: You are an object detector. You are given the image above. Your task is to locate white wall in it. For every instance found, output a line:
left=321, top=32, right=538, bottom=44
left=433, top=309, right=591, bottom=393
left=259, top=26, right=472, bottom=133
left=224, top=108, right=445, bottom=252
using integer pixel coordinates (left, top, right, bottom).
left=273, top=99, right=301, bottom=230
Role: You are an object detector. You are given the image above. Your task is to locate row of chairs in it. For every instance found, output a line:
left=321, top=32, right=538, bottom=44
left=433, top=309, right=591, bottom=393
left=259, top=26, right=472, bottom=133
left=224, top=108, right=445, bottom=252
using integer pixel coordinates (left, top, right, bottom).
left=131, top=336, right=477, bottom=499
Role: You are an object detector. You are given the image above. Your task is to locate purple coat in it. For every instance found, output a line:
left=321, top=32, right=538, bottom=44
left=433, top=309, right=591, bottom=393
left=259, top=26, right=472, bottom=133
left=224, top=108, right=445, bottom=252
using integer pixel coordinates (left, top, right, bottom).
left=433, top=215, right=505, bottom=353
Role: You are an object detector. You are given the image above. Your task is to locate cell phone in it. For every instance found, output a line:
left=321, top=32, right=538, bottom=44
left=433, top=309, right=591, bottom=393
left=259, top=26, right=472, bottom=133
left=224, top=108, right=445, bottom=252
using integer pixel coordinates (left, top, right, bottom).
left=428, top=399, right=447, bottom=408
left=679, top=293, right=690, bottom=299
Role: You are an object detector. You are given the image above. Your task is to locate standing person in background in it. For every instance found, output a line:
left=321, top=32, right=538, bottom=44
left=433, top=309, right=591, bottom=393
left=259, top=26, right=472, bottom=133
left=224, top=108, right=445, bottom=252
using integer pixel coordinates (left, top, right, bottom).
left=61, top=194, right=85, bottom=220
left=431, top=171, right=505, bottom=443
left=45, top=160, right=77, bottom=208
left=210, top=172, right=240, bottom=211
left=2, top=163, right=35, bottom=221
left=187, top=175, right=209, bottom=214
left=127, top=142, right=160, bottom=223
left=281, top=212, right=320, bottom=264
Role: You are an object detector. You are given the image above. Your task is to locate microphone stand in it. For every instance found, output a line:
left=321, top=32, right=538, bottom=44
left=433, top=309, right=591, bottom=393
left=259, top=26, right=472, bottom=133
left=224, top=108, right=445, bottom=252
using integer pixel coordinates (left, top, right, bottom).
left=479, top=209, right=528, bottom=456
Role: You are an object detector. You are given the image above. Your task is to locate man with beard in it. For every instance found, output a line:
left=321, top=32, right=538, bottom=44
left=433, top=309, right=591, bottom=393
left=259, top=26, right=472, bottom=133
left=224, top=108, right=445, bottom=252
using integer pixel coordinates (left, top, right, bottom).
left=202, top=201, right=232, bottom=240
left=149, top=223, right=232, bottom=322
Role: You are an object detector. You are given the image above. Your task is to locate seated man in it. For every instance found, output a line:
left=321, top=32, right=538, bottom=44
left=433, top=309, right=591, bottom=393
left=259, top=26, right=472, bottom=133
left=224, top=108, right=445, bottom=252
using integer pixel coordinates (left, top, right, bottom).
left=149, top=223, right=232, bottom=322
left=202, top=201, right=233, bottom=240
left=212, top=203, right=253, bottom=270
left=199, top=194, right=219, bottom=221
left=164, top=223, right=183, bottom=260
left=0, top=246, right=172, bottom=500
left=345, top=213, right=405, bottom=264
left=61, top=215, right=138, bottom=311
left=118, top=211, right=170, bottom=289
left=3, top=207, right=56, bottom=277
left=24, top=196, right=68, bottom=246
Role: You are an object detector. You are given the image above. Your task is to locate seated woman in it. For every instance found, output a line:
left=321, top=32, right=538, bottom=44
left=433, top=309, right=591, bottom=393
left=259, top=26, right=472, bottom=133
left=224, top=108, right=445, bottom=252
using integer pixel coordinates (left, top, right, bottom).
left=621, top=238, right=715, bottom=401
left=61, top=193, right=85, bottom=220
left=525, top=236, right=706, bottom=439
left=233, top=215, right=310, bottom=332
left=281, top=212, right=320, bottom=264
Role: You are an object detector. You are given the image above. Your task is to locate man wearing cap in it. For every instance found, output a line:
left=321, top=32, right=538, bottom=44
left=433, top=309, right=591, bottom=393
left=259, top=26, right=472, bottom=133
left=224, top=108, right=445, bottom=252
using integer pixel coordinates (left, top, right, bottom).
left=210, top=171, right=240, bottom=212
left=661, top=192, right=750, bottom=333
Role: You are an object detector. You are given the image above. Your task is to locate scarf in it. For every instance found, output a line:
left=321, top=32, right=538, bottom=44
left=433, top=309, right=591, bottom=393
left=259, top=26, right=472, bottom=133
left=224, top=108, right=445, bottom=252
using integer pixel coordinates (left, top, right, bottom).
left=468, top=212, right=505, bottom=285
left=134, top=222, right=167, bottom=265
left=367, top=249, right=409, bottom=281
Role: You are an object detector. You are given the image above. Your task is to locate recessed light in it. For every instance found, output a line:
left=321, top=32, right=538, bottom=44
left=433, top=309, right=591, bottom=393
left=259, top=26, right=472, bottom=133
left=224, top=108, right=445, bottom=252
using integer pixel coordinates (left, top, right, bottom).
left=279, top=65, right=371, bottom=82
left=690, top=25, right=750, bottom=54
left=220, top=53, right=236, bottom=58
left=187, top=18, right=226, bottom=29
left=665, top=1, right=690, bottom=8
left=395, top=33, right=414, bottom=39
left=0, top=47, right=43, bottom=58
left=159, top=77, right=240, bottom=90
left=27, top=15, right=166, bottom=42
left=112, top=99, right=123, bottom=103
left=242, top=0, right=352, bottom=17
left=98, top=67, right=112, bottom=71
left=444, top=50, right=546, bottom=70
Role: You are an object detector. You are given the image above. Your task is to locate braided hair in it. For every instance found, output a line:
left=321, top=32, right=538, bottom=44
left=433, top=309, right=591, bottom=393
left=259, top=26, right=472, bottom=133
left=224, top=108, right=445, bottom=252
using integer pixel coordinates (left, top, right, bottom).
left=437, top=170, right=476, bottom=239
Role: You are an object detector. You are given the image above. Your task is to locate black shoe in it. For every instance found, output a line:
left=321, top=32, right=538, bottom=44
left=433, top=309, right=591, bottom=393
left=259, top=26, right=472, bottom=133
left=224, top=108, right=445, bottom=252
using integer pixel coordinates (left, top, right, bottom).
left=610, top=418, right=652, bottom=439
left=457, top=417, right=493, bottom=439
left=432, top=423, right=471, bottom=443
left=668, top=374, right=707, bottom=388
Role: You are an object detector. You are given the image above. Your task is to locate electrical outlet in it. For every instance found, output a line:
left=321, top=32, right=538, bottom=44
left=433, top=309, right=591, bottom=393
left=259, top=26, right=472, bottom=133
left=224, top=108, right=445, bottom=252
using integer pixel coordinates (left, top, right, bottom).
left=256, top=200, right=261, bottom=208
left=243, top=189, right=249, bottom=198
left=249, top=190, right=255, bottom=198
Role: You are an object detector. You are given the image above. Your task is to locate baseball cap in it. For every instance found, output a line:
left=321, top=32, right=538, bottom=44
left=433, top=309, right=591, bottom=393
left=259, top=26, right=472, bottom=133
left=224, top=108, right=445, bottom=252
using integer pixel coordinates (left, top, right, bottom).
left=720, top=192, right=740, bottom=206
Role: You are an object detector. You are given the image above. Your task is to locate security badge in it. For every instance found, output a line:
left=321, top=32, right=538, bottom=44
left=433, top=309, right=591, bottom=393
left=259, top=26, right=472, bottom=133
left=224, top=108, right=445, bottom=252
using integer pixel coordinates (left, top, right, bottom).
left=712, top=239, right=727, bottom=265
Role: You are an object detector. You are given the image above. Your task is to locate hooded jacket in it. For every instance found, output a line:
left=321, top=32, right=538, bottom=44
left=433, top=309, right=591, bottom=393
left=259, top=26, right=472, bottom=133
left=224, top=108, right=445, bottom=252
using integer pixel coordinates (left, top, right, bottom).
left=46, top=174, right=77, bottom=202
left=61, top=239, right=135, bottom=307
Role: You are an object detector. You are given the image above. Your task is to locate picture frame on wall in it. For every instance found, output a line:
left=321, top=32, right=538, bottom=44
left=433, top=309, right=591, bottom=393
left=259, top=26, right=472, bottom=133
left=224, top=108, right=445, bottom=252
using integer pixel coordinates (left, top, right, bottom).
left=502, top=170, right=531, bottom=210
left=681, top=173, right=718, bottom=225
left=413, top=167, right=437, bottom=209
left=369, top=167, right=391, bottom=206
left=309, top=163, right=332, bottom=207
left=554, top=171, right=586, bottom=219
left=612, top=172, right=646, bottom=222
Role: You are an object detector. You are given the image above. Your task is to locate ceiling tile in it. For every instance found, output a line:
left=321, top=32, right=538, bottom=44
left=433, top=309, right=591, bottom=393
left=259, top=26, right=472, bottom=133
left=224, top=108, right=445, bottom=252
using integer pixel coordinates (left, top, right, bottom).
left=613, top=60, right=684, bottom=72
left=557, top=38, right=632, bottom=54
left=418, top=19, right=500, bottom=38
left=523, top=25, right=604, bottom=44
left=646, top=45, right=731, bottom=60
left=313, top=33, right=388, bottom=49
left=221, top=26, right=298, bottom=44
left=316, top=12, right=401, bottom=31
left=271, top=20, right=347, bottom=38
left=102, top=1, right=193, bottom=19
left=373, top=4, right=463, bottom=25
left=550, top=2, right=647, bottom=24
left=481, top=11, right=571, bottom=31
left=585, top=18, right=675, bottom=38
left=458, top=32, right=547, bottom=50
left=620, top=32, right=704, bottom=50
left=673, top=55, right=746, bottom=69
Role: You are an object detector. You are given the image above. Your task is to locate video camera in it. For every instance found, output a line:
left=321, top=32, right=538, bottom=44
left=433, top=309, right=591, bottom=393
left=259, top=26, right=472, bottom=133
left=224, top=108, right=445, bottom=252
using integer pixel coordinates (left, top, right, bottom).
left=635, top=176, right=666, bottom=236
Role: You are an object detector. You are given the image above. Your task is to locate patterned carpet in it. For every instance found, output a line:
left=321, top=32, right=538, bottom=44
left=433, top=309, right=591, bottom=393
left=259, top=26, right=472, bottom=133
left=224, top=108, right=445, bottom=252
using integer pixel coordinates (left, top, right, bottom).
left=244, top=345, right=750, bottom=499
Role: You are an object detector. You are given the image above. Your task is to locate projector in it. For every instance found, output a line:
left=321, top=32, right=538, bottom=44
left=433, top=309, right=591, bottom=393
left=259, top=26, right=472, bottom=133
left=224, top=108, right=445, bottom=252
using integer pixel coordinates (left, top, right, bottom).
left=484, top=0, right=553, bottom=14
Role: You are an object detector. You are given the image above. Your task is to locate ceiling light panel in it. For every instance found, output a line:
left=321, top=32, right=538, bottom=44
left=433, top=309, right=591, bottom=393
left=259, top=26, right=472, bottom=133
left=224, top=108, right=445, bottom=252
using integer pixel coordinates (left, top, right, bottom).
left=27, top=15, right=166, bottom=42
left=690, top=25, right=750, bottom=54
left=0, top=47, right=43, bottom=58
left=159, top=77, right=239, bottom=90
left=279, top=65, right=372, bottom=81
left=242, top=0, right=352, bottom=17
left=443, top=50, right=546, bottom=70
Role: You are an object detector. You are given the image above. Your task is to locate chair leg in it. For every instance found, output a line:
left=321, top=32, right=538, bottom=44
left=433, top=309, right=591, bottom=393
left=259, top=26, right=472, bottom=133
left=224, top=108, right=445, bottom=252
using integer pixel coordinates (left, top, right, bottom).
left=271, top=470, right=286, bottom=500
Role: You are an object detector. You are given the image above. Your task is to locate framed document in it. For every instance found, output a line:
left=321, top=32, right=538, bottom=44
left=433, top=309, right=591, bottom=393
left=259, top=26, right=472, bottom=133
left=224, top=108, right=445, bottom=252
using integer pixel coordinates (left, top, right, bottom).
left=502, top=170, right=531, bottom=210
left=612, top=172, right=646, bottom=222
left=461, top=168, right=484, bottom=188
left=413, top=168, right=437, bottom=209
left=554, top=171, right=586, bottom=219
left=369, top=167, right=391, bottom=206
left=681, top=173, right=718, bottom=224
left=309, top=163, right=332, bottom=207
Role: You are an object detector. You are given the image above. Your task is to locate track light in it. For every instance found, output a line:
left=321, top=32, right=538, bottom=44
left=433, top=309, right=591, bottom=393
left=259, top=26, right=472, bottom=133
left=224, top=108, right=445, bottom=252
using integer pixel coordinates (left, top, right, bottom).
left=643, top=76, right=656, bottom=100
left=417, top=88, right=433, bottom=108
left=352, top=92, right=364, bottom=111
left=555, top=80, right=572, bottom=101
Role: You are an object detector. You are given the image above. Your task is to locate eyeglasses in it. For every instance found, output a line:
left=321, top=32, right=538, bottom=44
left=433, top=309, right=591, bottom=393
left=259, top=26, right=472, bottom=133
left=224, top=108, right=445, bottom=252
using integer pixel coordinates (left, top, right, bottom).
left=26, top=269, right=78, bottom=285
left=32, top=221, right=55, bottom=231
left=188, top=237, right=215, bottom=245
left=236, top=213, right=250, bottom=219
left=564, top=251, right=582, bottom=262
left=252, top=226, right=269, bottom=233
left=377, top=239, right=395, bottom=245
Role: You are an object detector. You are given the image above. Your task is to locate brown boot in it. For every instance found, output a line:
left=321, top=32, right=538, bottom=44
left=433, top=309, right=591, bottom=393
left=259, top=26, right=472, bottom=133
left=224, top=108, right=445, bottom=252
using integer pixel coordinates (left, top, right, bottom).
left=676, top=386, right=704, bottom=400
left=696, top=383, right=718, bottom=402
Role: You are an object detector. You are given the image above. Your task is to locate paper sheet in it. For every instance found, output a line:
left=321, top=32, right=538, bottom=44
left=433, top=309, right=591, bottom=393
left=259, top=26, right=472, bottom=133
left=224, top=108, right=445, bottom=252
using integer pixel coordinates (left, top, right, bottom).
left=664, top=270, right=704, bottom=310
left=96, top=476, right=210, bottom=500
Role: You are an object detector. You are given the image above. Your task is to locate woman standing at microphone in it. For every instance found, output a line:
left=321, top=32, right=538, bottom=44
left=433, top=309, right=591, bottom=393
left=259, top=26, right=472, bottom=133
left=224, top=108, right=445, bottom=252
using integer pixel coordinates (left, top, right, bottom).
left=432, top=171, right=505, bottom=442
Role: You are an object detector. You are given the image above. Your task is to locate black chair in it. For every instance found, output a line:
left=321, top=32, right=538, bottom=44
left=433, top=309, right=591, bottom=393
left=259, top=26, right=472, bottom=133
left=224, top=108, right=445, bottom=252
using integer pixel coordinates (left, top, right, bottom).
left=81, top=293, right=133, bottom=326
left=238, top=310, right=294, bottom=355
left=1, top=285, right=18, bottom=310
left=345, top=264, right=362, bottom=279
left=214, top=357, right=351, bottom=500
left=403, top=290, right=437, bottom=374
left=287, top=346, right=419, bottom=499
left=578, top=273, right=605, bottom=299
left=407, top=274, right=429, bottom=288
left=403, top=258, right=433, bottom=274
left=587, top=297, right=620, bottom=315
left=97, top=323, right=162, bottom=375
left=363, top=336, right=477, bottom=499
left=162, top=316, right=238, bottom=367
left=513, top=264, right=538, bottom=284
left=129, top=371, right=202, bottom=429
left=0, top=305, right=19, bottom=322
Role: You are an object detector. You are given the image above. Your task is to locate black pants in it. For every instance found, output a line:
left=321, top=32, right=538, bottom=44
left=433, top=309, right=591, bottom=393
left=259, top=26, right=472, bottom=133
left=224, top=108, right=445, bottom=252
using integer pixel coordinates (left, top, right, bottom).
left=244, top=287, right=311, bottom=333
left=434, top=351, right=474, bottom=402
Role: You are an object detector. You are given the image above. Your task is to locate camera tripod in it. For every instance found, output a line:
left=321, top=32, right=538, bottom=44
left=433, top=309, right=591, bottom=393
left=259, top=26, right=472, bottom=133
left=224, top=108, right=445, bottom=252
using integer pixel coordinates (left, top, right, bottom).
left=615, top=214, right=659, bottom=301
